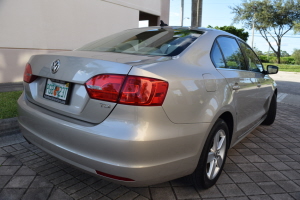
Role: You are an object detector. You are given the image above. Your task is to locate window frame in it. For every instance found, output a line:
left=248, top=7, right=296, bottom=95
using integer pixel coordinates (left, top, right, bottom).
left=237, top=39, right=265, bottom=73
left=210, top=35, right=249, bottom=71
left=210, top=39, right=226, bottom=69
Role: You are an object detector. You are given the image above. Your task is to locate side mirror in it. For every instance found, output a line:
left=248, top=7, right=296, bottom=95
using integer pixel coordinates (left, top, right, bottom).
left=266, top=65, right=278, bottom=74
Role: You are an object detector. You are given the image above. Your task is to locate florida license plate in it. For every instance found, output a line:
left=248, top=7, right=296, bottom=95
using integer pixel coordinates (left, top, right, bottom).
left=43, top=79, right=71, bottom=104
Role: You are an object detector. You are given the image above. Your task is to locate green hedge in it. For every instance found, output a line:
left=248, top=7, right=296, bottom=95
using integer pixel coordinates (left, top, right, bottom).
left=259, top=55, right=269, bottom=63
left=281, top=57, right=295, bottom=64
left=259, top=56, right=295, bottom=64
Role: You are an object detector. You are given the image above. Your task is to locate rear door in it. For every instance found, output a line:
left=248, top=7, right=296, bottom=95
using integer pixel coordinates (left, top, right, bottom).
left=211, top=36, right=260, bottom=137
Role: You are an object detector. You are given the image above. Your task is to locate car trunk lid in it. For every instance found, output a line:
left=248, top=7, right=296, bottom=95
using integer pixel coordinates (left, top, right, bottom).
left=24, top=51, right=139, bottom=124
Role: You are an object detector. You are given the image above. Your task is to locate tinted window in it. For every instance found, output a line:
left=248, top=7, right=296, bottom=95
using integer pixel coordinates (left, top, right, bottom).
left=239, top=41, right=263, bottom=72
left=77, top=28, right=204, bottom=56
left=211, top=42, right=225, bottom=68
left=217, top=37, right=247, bottom=70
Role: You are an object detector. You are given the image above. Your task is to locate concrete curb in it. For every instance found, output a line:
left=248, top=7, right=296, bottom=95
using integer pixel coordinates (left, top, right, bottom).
left=0, top=117, right=20, bottom=137
left=0, top=82, right=23, bottom=92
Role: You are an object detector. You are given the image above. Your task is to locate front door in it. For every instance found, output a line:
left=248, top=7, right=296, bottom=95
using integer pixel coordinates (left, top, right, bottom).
left=238, top=41, right=274, bottom=118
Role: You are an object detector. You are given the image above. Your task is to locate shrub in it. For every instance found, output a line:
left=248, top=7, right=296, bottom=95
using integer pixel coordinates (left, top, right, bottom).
left=281, top=57, right=295, bottom=64
left=259, top=55, right=269, bottom=63
left=292, top=49, right=300, bottom=65
left=269, top=57, right=278, bottom=63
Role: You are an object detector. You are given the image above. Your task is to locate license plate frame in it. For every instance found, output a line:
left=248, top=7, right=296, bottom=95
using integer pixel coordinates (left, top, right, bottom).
left=43, top=79, right=72, bottom=105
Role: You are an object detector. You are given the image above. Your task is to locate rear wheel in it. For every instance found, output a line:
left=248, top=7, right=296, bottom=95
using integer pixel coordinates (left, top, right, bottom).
left=261, top=93, right=277, bottom=125
left=191, top=119, right=229, bottom=189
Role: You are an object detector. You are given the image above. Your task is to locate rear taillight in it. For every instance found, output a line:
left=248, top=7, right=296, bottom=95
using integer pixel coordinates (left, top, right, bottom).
left=119, top=76, right=168, bottom=106
left=85, top=74, right=168, bottom=106
left=23, top=63, right=37, bottom=83
left=85, top=75, right=126, bottom=102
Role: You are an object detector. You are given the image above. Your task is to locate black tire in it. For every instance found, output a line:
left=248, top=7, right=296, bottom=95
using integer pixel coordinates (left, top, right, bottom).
left=191, top=119, right=229, bottom=189
left=261, top=93, right=277, bottom=125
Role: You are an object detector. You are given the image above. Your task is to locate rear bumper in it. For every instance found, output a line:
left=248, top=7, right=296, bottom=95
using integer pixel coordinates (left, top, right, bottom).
left=18, top=92, right=210, bottom=186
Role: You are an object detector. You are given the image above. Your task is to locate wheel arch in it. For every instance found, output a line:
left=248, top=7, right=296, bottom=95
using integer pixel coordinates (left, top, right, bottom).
left=218, top=111, right=234, bottom=147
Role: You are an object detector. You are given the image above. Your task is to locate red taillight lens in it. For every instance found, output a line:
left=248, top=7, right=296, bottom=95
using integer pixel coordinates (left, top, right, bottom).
left=85, top=74, right=168, bottom=106
left=23, top=63, right=37, bottom=83
left=85, top=74, right=126, bottom=102
left=119, top=76, right=168, bottom=106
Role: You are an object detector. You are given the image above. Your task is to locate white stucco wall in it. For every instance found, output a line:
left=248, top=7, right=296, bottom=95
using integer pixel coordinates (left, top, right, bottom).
left=0, top=0, right=169, bottom=83
left=0, top=0, right=140, bottom=50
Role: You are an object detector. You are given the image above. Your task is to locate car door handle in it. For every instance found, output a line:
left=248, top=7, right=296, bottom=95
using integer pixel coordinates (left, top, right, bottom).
left=232, top=83, right=240, bottom=90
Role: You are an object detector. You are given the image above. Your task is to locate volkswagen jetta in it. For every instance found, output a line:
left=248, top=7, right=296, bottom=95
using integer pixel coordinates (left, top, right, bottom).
left=18, top=26, right=278, bottom=188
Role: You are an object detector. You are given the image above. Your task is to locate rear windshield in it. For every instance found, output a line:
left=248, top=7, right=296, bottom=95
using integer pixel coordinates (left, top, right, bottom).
left=77, top=28, right=204, bottom=56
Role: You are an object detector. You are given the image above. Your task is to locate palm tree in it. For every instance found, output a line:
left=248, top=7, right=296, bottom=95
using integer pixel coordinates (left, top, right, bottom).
left=191, top=0, right=203, bottom=27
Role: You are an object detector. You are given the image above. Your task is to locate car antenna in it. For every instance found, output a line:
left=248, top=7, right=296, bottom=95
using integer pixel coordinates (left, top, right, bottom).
left=160, top=20, right=168, bottom=28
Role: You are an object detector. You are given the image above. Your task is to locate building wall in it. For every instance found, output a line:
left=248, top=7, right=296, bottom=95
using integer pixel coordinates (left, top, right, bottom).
left=0, top=0, right=169, bottom=83
left=160, top=0, right=170, bottom=24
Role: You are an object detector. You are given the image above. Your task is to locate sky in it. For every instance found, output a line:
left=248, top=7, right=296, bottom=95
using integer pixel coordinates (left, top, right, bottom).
left=169, top=0, right=300, bottom=55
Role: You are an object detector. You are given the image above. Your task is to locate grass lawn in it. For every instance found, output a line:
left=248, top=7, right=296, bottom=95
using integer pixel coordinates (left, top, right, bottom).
left=0, top=91, right=22, bottom=119
left=263, top=63, right=300, bottom=72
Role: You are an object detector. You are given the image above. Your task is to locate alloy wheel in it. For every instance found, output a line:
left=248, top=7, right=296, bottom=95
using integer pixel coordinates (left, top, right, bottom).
left=206, top=129, right=226, bottom=180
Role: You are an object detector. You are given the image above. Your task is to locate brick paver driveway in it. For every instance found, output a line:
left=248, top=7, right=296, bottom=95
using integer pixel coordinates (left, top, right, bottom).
left=0, top=102, right=300, bottom=200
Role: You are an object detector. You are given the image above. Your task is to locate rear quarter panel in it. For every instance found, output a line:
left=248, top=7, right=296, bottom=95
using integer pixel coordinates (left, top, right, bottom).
left=129, top=31, right=236, bottom=124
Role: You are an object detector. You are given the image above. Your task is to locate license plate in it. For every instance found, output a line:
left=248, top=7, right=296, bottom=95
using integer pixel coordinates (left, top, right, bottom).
left=43, top=79, right=71, bottom=104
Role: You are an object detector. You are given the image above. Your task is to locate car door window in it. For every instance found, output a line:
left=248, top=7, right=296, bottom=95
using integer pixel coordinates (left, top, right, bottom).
left=239, top=41, right=263, bottom=72
left=211, top=42, right=226, bottom=68
left=217, top=37, right=247, bottom=70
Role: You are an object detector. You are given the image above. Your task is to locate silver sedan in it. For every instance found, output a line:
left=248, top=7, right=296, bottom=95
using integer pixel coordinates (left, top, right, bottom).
left=18, top=26, right=278, bottom=189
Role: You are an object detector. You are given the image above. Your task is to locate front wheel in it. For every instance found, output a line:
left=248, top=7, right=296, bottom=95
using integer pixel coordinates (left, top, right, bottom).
left=261, top=93, right=277, bottom=125
left=191, top=119, right=229, bottom=189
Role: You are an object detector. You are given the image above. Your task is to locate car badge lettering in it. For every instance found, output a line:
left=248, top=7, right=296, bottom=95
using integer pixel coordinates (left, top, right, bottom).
left=99, top=103, right=111, bottom=108
left=51, top=59, right=60, bottom=74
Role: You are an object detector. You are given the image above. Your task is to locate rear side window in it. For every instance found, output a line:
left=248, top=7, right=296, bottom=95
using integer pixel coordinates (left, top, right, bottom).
left=216, top=37, right=247, bottom=70
left=211, top=42, right=226, bottom=68
left=239, top=41, right=263, bottom=72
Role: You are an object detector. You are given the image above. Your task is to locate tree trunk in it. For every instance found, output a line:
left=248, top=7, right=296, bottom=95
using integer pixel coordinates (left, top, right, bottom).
left=181, top=0, right=184, bottom=26
left=276, top=52, right=281, bottom=64
left=191, top=0, right=203, bottom=27
left=277, top=38, right=281, bottom=64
